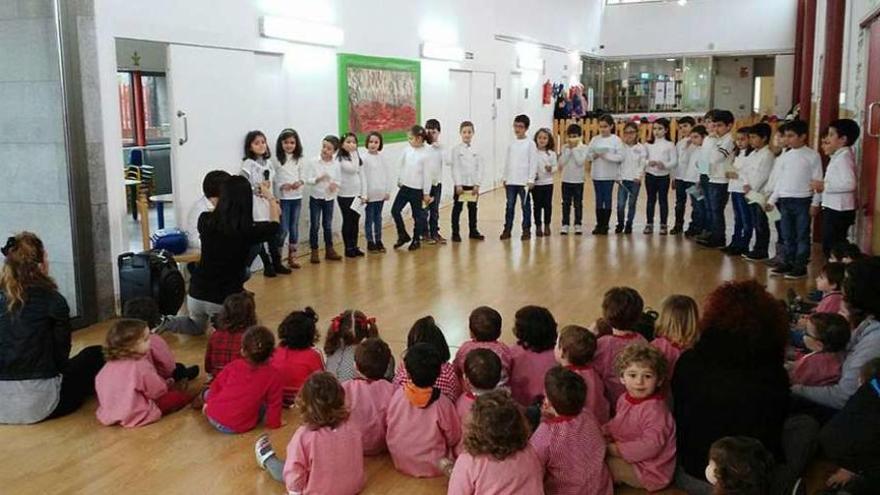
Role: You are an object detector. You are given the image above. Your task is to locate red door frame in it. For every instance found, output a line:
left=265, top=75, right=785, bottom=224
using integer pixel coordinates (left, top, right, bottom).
left=860, top=12, right=880, bottom=253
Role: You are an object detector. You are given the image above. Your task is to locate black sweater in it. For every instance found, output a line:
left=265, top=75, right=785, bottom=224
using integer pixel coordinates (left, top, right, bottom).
left=0, top=288, right=71, bottom=381
left=672, top=347, right=790, bottom=477
left=819, top=381, right=880, bottom=477
left=188, top=212, right=279, bottom=305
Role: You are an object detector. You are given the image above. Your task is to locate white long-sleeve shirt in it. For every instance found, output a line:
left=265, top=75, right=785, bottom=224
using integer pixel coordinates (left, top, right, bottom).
left=618, top=143, right=647, bottom=182
left=727, top=153, right=750, bottom=193
left=708, top=133, right=735, bottom=185
left=305, top=155, right=341, bottom=201
left=425, top=143, right=446, bottom=186
left=697, top=135, right=718, bottom=177
left=822, top=147, right=857, bottom=211
left=674, top=138, right=694, bottom=180
left=534, top=150, right=557, bottom=185
left=504, top=138, right=539, bottom=186
left=337, top=153, right=366, bottom=198
left=586, top=134, right=624, bottom=181
left=741, top=146, right=775, bottom=194
left=185, top=195, right=213, bottom=249
left=450, top=142, right=482, bottom=187
left=241, top=158, right=274, bottom=192
left=678, top=144, right=701, bottom=183
left=645, top=140, right=677, bottom=177
left=398, top=145, right=432, bottom=194
left=558, top=145, right=589, bottom=184
left=362, top=151, right=393, bottom=202
left=273, top=154, right=304, bottom=200
left=768, top=146, right=823, bottom=205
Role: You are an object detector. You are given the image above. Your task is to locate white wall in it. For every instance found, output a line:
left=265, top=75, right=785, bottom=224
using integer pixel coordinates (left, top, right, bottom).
left=599, top=0, right=798, bottom=57
left=92, top=0, right=603, bottom=303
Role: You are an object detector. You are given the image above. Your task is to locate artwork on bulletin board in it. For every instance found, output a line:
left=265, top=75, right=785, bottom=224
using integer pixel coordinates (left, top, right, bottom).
left=337, top=53, right=421, bottom=144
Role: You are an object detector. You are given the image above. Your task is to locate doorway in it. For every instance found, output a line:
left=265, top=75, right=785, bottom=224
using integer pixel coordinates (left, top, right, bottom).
left=860, top=14, right=880, bottom=253
left=448, top=70, right=499, bottom=189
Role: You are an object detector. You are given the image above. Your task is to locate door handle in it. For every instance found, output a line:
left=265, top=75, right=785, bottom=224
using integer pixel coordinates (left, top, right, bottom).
left=177, top=110, right=188, bottom=146
left=868, top=102, right=880, bottom=138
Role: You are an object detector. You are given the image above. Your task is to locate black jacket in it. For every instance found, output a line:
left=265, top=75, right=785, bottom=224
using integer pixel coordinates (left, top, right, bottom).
left=820, top=381, right=880, bottom=479
left=0, top=288, right=71, bottom=380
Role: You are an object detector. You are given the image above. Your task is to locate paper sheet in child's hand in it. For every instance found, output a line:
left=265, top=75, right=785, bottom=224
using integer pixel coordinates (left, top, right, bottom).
left=697, top=159, right=710, bottom=175
left=592, top=146, right=610, bottom=155
left=686, top=185, right=704, bottom=201
left=458, top=191, right=477, bottom=203
left=745, top=190, right=767, bottom=206
left=766, top=207, right=782, bottom=223
left=349, top=199, right=365, bottom=217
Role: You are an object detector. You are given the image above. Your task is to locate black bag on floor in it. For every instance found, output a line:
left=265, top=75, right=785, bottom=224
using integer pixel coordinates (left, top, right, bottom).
left=118, top=250, right=185, bottom=315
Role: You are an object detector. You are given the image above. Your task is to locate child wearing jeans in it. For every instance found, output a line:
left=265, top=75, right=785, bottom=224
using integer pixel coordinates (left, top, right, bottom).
left=394, top=316, right=461, bottom=401
left=452, top=306, right=512, bottom=387
left=306, top=135, right=343, bottom=263
left=341, top=338, right=396, bottom=455
left=587, top=114, right=624, bottom=235
left=450, top=121, right=485, bottom=242
left=255, top=372, right=364, bottom=494
left=95, top=319, right=195, bottom=427
left=501, top=114, right=538, bottom=241
left=789, top=312, right=850, bottom=386
left=766, top=120, right=824, bottom=280
left=204, top=292, right=256, bottom=378
left=558, top=123, right=589, bottom=235
left=204, top=326, right=283, bottom=433
left=699, top=110, right=735, bottom=248
left=683, top=125, right=709, bottom=238
left=509, top=305, right=559, bottom=407
left=555, top=324, right=610, bottom=424
left=532, top=128, right=557, bottom=237
left=386, top=343, right=462, bottom=478
left=643, top=118, right=677, bottom=235
left=531, top=366, right=614, bottom=495
left=273, top=128, right=305, bottom=269
left=448, top=390, right=544, bottom=494
left=270, top=307, right=325, bottom=407
left=723, top=126, right=754, bottom=256
left=616, top=122, right=647, bottom=234
left=705, top=436, right=775, bottom=495
left=671, top=116, right=695, bottom=235
left=594, top=287, right=649, bottom=409
left=603, top=343, right=676, bottom=492
left=363, top=131, right=393, bottom=253
left=391, top=125, right=433, bottom=251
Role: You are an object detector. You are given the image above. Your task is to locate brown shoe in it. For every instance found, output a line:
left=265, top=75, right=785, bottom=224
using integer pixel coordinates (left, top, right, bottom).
left=521, top=232, right=531, bottom=241
left=544, top=226, right=551, bottom=236
left=535, top=228, right=545, bottom=237
left=499, top=229, right=512, bottom=240
left=310, top=250, right=321, bottom=264
left=434, top=234, right=447, bottom=245
left=325, top=246, right=342, bottom=261
left=288, top=247, right=301, bottom=269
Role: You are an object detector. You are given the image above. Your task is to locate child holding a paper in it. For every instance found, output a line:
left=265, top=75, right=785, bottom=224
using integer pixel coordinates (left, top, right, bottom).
left=722, top=127, right=753, bottom=256
left=741, top=123, right=776, bottom=261
left=586, top=114, right=624, bottom=235
left=698, top=110, right=736, bottom=249
left=683, top=125, right=708, bottom=237
left=450, top=121, right=485, bottom=242
left=693, top=110, right=717, bottom=241
left=672, top=116, right=695, bottom=235
left=616, top=122, right=647, bottom=234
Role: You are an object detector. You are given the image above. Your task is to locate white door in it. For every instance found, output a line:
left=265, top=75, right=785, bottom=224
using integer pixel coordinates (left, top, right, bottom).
left=166, top=44, right=284, bottom=228
left=448, top=70, right=498, bottom=190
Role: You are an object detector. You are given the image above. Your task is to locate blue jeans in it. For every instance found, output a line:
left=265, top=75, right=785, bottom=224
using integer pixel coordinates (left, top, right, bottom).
left=778, top=197, right=812, bottom=268
left=750, top=202, right=770, bottom=256
left=365, top=201, right=384, bottom=244
left=616, top=180, right=640, bottom=227
left=504, top=185, right=532, bottom=232
left=279, top=199, right=302, bottom=247
left=706, top=182, right=729, bottom=244
left=644, top=174, right=670, bottom=226
left=730, top=192, right=753, bottom=249
left=674, top=179, right=694, bottom=229
left=427, top=183, right=442, bottom=237
left=593, top=180, right=614, bottom=210
left=308, top=197, right=334, bottom=249
left=391, top=186, right=427, bottom=241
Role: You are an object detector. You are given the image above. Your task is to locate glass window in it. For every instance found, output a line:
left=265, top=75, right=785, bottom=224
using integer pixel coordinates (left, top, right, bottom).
left=141, top=74, right=171, bottom=144
left=117, top=72, right=135, bottom=146
left=581, top=58, right=604, bottom=113
left=624, top=58, right=683, bottom=112
left=681, top=57, right=712, bottom=111
left=602, top=60, right=627, bottom=113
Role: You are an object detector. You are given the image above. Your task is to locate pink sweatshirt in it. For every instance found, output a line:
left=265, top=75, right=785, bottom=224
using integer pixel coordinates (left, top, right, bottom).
left=565, top=364, right=610, bottom=425
left=531, top=411, right=613, bottom=495
left=147, top=334, right=176, bottom=380
left=650, top=337, right=685, bottom=382
left=385, top=387, right=462, bottom=477
left=789, top=351, right=843, bottom=386
left=283, top=420, right=365, bottom=495
left=341, top=378, right=396, bottom=455
left=448, top=447, right=545, bottom=495
left=814, top=291, right=843, bottom=315
left=509, top=345, right=557, bottom=406
left=603, top=394, right=676, bottom=492
left=594, top=332, right=648, bottom=410
left=452, top=340, right=513, bottom=384
left=95, top=357, right=167, bottom=427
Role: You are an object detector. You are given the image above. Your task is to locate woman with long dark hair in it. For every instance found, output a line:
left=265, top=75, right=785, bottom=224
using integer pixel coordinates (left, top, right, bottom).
left=167, top=175, right=280, bottom=334
left=0, top=232, right=105, bottom=423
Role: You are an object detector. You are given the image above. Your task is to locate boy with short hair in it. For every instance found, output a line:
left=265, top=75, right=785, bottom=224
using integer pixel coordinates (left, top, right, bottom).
left=671, top=117, right=695, bottom=235
left=501, top=114, right=538, bottom=241
left=452, top=306, right=512, bottom=384
left=694, top=110, right=718, bottom=241
left=450, top=121, right=485, bottom=242
left=817, top=119, right=859, bottom=258
left=766, top=120, right=823, bottom=279
left=425, top=119, right=447, bottom=245
left=454, top=349, right=503, bottom=445
left=558, top=123, right=589, bottom=235
left=342, top=338, right=396, bottom=455
left=556, top=324, right=610, bottom=424
left=741, top=123, right=776, bottom=261
left=683, top=125, right=708, bottom=237
left=698, top=109, right=736, bottom=248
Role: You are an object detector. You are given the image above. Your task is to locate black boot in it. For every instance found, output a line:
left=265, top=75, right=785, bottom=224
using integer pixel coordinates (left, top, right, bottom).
left=601, top=209, right=612, bottom=234
left=591, top=208, right=602, bottom=235
left=270, top=246, right=291, bottom=275
left=259, top=247, right=276, bottom=277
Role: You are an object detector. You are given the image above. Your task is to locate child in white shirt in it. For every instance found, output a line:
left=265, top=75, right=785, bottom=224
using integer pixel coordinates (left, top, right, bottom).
left=698, top=110, right=736, bottom=248
left=501, top=114, right=538, bottom=241
left=305, top=135, right=343, bottom=263
left=692, top=110, right=718, bottom=241
left=273, top=129, right=305, bottom=269
left=557, top=124, right=589, bottom=235
left=425, top=119, right=447, bottom=245
left=363, top=132, right=393, bottom=253
left=586, top=114, right=624, bottom=235
left=532, top=128, right=557, bottom=237
left=337, top=133, right=367, bottom=258
left=242, top=130, right=289, bottom=277
left=391, top=125, right=433, bottom=251
left=672, top=117, right=695, bottom=235
left=817, top=119, right=860, bottom=258
left=741, top=123, right=776, bottom=261
left=723, top=127, right=753, bottom=256
left=616, top=122, right=646, bottom=234
left=450, top=121, right=485, bottom=242
left=644, top=118, right=677, bottom=235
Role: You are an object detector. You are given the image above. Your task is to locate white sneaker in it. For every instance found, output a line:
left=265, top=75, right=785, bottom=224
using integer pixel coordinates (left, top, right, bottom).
left=574, top=225, right=583, bottom=235
left=254, top=433, right=275, bottom=469
left=560, top=225, right=570, bottom=235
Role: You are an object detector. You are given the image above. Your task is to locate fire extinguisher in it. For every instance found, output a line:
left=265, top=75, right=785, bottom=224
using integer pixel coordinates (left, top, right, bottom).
left=542, top=80, right=552, bottom=105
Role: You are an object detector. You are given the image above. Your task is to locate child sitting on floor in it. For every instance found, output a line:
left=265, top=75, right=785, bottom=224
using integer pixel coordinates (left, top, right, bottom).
left=325, top=309, right=390, bottom=382
left=814, top=262, right=846, bottom=314
left=705, top=436, right=775, bottom=495
left=205, top=292, right=257, bottom=378
left=122, top=297, right=200, bottom=382
left=341, top=338, right=396, bottom=455
left=448, top=390, right=544, bottom=494
left=509, top=305, right=559, bottom=407
left=603, top=343, right=676, bottom=492
left=594, top=287, right=649, bottom=410
left=531, top=366, right=613, bottom=495
left=555, top=324, right=610, bottom=424
left=204, top=326, right=283, bottom=433
left=95, top=319, right=195, bottom=427
left=651, top=294, right=700, bottom=381
left=455, top=349, right=503, bottom=456
left=452, top=306, right=512, bottom=387
left=255, top=372, right=364, bottom=494
left=393, top=316, right=461, bottom=401
left=788, top=312, right=850, bottom=386
left=270, top=307, right=325, bottom=407
left=386, top=343, right=461, bottom=478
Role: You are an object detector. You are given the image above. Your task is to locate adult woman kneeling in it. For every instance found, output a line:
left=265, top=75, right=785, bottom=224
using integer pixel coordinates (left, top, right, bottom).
left=0, top=233, right=105, bottom=424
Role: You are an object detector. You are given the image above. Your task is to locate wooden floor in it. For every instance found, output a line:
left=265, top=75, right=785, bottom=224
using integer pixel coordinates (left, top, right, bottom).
left=0, top=187, right=828, bottom=494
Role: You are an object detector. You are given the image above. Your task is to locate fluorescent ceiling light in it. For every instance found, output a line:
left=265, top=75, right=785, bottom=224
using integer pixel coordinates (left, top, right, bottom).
left=517, top=56, right=544, bottom=71
left=421, top=42, right=465, bottom=61
left=666, top=58, right=676, bottom=62
left=678, top=0, right=688, bottom=5
left=260, top=16, right=344, bottom=47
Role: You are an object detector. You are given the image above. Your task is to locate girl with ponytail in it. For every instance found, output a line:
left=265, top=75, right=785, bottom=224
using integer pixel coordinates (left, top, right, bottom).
left=324, top=309, right=393, bottom=381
